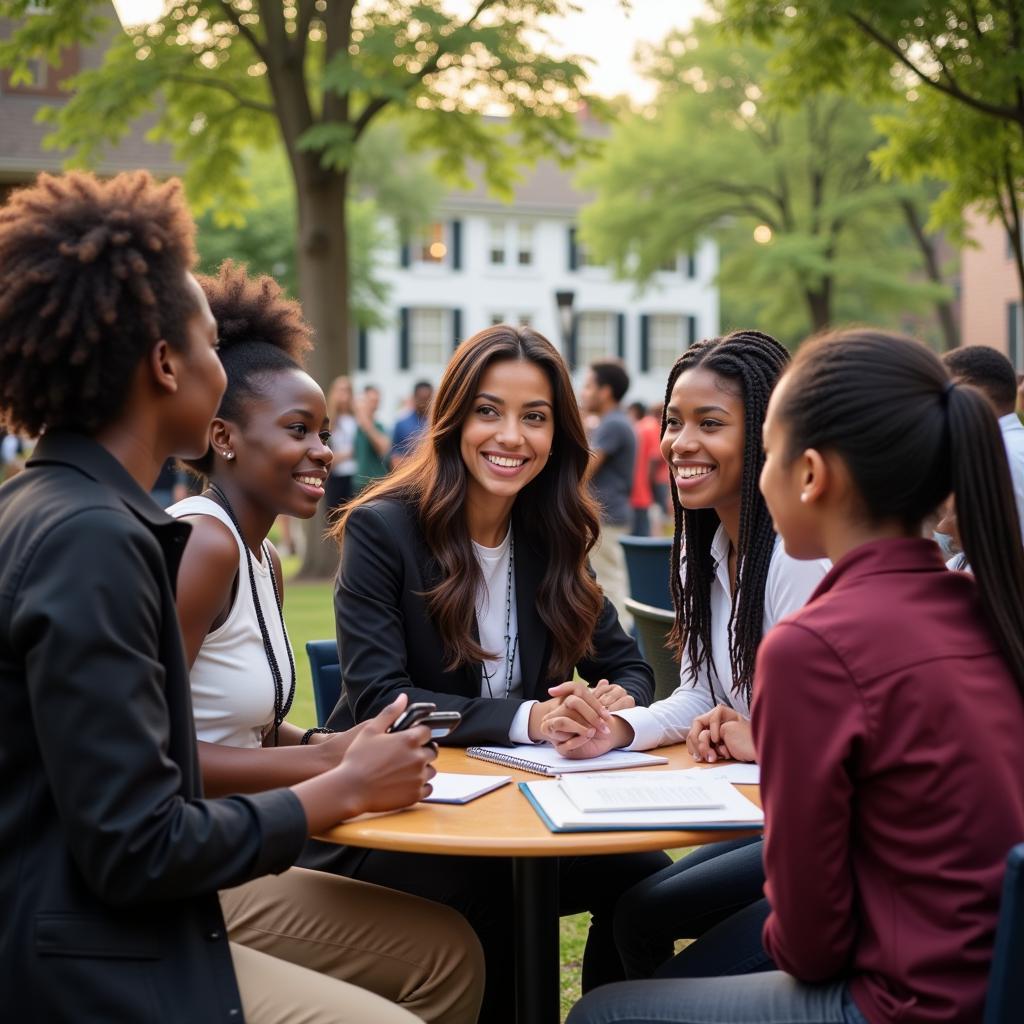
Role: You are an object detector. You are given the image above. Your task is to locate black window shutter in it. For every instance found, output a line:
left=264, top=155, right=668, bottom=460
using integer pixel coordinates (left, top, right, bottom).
left=400, top=242, right=411, bottom=268
left=616, top=312, right=625, bottom=359
left=686, top=250, right=697, bottom=278
left=687, top=315, right=697, bottom=348
left=451, top=220, right=462, bottom=270
left=568, top=226, right=578, bottom=271
left=639, top=314, right=650, bottom=373
left=399, top=307, right=410, bottom=369
left=568, top=313, right=578, bottom=371
left=357, top=327, right=368, bottom=371
left=452, top=307, right=463, bottom=350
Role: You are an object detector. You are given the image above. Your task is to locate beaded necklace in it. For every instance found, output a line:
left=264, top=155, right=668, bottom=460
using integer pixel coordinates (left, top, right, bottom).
left=480, top=532, right=519, bottom=699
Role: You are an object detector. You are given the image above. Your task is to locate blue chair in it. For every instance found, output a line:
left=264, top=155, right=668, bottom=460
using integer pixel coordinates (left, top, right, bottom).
left=620, top=535, right=672, bottom=610
left=984, top=843, right=1024, bottom=1023
left=305, top=639, right=342, bottom=727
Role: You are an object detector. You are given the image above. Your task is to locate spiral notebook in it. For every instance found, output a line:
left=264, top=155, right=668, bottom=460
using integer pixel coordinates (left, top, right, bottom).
left=465, top=743, right=668, bottom=777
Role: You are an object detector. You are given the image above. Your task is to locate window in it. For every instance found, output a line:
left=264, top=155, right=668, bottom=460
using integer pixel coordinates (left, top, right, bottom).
left=1010, top=302, right=1022, bottom=370
left=489, top=221, right=506, bottom=265
left=410, top=308, right=450, bottom=365
left=577, top=312, right=617, bottom=365
left=489, top=312, right=534, bottom=327
left=490, top=312, right=505, bottom=326
left=517, top=223, right=534, bottom=266
left=417, top=223, right=448, bottom=265
left=658, top=256, right=678, bottom=273
left=649, top=315, right=686, bottom=370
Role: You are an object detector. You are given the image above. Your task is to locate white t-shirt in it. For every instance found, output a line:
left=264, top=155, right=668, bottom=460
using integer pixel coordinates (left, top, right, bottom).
left=616, top=523, right=830, bottom=750
left=472, top=528, right=535, bottom=743
left=169, top=495, right=295, bottom=748
left=330, top=413, right=357, bottom=477
left=999, top=412, right=1024, bottom=539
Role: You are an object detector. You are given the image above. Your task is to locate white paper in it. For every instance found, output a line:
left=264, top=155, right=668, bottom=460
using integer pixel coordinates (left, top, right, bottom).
left=422, top=772, right=512, bottom=804
left=523, top=777, right=763, bottom=830
left=684, top=763, right=761, bottom=785
left=467, top=743, right=669, bottom=775
left=559, top=772, right=727, bottom=813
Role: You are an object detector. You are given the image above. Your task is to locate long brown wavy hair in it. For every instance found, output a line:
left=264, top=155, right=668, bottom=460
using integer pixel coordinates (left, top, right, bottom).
left=332, top=325, right=604, bottom=678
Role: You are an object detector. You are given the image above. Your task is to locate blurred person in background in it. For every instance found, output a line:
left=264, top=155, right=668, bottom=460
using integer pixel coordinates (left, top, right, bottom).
left=326, top=375, right=357, bottom=519
left=354, top=384, right=391, bottom=492
left=391, top=380, right=433, bottom=466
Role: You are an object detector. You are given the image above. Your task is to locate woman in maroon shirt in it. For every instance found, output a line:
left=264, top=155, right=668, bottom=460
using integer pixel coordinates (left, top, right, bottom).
left=569, top=329, right=1024, bottom=1024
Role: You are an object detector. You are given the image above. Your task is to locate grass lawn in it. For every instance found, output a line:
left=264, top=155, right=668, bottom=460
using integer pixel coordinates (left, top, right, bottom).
left=280, top=566, right=684, bottom=1022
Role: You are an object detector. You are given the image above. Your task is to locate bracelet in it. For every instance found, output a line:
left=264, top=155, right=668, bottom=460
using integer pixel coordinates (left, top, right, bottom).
left=300, top=727, right=335, bottom=745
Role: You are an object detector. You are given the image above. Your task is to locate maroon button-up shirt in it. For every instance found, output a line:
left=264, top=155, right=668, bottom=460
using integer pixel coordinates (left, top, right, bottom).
left=752, top=538, right=1024, bottom=1023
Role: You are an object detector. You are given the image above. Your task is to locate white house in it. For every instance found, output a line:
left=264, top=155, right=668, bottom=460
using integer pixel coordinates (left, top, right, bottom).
left=354, top=157, right=719, bottom=421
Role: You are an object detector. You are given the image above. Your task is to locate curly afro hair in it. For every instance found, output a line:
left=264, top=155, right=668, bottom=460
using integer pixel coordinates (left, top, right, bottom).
left=186, top=260, right=314, bottom=478
left=0, top=170, right=198, bottom=436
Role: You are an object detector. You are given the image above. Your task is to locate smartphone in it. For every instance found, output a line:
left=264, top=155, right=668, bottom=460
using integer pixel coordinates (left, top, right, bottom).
left=388, top=702, right=462, bottom=740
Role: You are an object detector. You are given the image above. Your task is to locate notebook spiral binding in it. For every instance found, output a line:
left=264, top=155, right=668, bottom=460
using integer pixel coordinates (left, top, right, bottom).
left=466, top=747, right=555, bottom=776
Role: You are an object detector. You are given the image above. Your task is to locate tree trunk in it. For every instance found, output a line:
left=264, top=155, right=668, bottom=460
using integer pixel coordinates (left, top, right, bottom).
left=296, top=167, right=351, bottom=579
left=899, top=198, right=959, bottom=350
left=804, top=281, right=832, bottom=332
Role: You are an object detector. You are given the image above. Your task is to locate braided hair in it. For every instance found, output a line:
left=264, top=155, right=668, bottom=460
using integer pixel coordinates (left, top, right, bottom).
left=0, top=171, right=197, bottom=435
left=663, top=329, right=791, bottom=703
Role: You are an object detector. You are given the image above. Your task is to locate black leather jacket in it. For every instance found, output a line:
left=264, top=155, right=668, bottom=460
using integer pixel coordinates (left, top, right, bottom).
left=0, top=433, right=307, bottom=1022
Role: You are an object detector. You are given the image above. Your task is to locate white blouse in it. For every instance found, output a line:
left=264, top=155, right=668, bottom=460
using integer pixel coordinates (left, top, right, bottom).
left=617, top=524, right=830, bottom=750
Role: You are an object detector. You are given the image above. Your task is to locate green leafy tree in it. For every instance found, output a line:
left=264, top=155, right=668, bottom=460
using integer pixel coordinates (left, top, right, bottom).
left=579, top=19, right=955, bottom=345
left=0, top=0, right=597, bottom=387
left=719, top=0, right=1024, bottom=306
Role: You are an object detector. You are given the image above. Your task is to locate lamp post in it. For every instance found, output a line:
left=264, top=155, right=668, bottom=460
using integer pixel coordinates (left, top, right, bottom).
left=555, top=289, right=575, bottom=370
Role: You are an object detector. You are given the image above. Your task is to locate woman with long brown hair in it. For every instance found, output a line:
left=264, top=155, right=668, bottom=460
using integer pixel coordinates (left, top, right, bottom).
left=315, top=324, right=668, bottom=1023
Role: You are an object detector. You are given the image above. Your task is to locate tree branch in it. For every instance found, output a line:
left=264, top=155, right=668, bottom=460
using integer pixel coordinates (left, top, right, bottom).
left=847, top=11, right=1024, bottom=126
left=166, top=72, right=275, bottom=114
left=352, top=0, right=501, bottom=140
left=213, top=0, right=268, bottom=63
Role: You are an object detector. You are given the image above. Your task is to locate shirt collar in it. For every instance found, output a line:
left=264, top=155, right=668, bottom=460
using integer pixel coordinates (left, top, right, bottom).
left=809, top=536, right=947, bottom=603
left=26, top=431, right=179, bottom=529
left=999, top=412, right=1023, bottom=434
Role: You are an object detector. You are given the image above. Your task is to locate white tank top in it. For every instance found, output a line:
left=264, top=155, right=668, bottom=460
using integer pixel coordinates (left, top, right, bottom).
left=169, top=495, right=295, bottom=748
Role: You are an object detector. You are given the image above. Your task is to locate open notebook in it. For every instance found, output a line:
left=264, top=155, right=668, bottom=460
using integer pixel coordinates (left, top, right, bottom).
left=520, top=774, right=764, bottom=832
left=466, top=743, right=668, bottom=777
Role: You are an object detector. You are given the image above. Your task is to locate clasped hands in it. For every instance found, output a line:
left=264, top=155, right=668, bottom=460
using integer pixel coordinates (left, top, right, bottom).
left=528, top=679, right=636, bottom=758
left=685, top=705, right=755, bottom=763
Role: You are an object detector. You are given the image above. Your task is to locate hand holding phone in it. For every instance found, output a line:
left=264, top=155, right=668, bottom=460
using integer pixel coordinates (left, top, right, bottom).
left=388, top=701, right=462, bottom=740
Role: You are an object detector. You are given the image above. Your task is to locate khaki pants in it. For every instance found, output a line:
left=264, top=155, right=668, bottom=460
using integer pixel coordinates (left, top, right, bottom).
left=591, top=522, right=632, bottom=631
left=223, top=866, right=484, bottom=1024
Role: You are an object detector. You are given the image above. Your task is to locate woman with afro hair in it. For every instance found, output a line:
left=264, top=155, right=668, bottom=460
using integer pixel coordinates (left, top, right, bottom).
left=0, top=171, right=481, bottom=1024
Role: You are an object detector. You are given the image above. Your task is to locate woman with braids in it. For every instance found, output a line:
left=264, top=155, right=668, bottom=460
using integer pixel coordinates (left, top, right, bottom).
left=569, top=329, right=1024, bottom=1024
left=0, top=172, right=482, bottom=1024
left=317, top=324, right=668, bottom=1023
left=544, top=330, right=829, bottom=981
left=168, top=259, right=484, bottom=1024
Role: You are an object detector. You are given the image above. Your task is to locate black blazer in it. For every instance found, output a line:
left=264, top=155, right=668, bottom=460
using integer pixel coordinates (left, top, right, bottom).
left=327, top=497, right=654, bottom=745
left=0, top=434, right=307, bottom=1023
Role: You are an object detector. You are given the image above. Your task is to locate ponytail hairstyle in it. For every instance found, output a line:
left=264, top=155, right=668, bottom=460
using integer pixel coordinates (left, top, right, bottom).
left=183, top=260, right=312, bottom=479
left=333, top=325, right=604, bottom=679
left=664, top=329, right=791, bottom=703
left=776, top=328, right=1024, bottom=690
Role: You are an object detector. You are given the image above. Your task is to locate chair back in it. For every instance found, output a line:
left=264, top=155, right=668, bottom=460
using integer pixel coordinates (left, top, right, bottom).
left=625, top=598, right=678, bottom=703
left=305, top=639, right=342, bottom=727
left=985, top=843, right=1024, bottom=1023
left=619, top=535, right=673, bottom=609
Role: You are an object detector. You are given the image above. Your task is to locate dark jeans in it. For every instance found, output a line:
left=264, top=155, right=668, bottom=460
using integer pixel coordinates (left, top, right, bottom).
left=567, top=972, right=869, bottom=1024
left=339, top=847, right=672, bottom=1024
left=614, top=835, right=766, bottom=978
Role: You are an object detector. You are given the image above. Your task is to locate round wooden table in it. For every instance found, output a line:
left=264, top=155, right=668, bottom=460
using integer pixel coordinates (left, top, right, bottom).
left=320, top=744, right=762, bottom=1024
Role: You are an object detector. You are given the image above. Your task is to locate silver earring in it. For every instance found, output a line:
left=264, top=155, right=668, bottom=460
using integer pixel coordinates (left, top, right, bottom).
left=223, top=450, right=235, bottom=461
